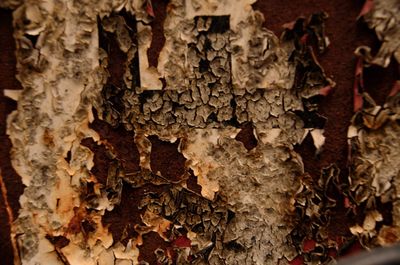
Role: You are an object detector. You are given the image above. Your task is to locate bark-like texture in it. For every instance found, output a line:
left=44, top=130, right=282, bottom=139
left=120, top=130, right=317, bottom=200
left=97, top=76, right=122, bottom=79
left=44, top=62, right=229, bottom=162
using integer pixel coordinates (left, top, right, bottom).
left=0, top=0, right=399, bottom=265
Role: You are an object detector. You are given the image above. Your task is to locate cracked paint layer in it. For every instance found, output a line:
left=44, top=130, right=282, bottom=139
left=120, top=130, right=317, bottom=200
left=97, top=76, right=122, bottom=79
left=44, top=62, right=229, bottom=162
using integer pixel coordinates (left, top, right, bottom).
left=94, top=2, right=332, bottom=264
left=11, top=0, right=398, bottom=265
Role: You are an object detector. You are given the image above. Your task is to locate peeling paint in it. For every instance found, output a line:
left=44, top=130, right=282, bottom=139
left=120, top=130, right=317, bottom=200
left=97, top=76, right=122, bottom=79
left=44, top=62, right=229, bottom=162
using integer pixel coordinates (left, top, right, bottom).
left=6, top=1, right=339, bottom=264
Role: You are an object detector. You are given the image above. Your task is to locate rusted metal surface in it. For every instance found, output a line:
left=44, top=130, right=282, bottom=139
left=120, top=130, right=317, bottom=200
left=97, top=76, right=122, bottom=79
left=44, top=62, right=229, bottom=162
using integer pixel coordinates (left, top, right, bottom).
left=0, top=1, right=399, bottom=264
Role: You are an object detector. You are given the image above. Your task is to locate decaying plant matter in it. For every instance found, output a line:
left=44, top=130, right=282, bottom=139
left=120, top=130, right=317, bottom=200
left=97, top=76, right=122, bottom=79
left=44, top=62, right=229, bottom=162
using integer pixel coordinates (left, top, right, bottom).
left=2, top=0, right=399, bottom=264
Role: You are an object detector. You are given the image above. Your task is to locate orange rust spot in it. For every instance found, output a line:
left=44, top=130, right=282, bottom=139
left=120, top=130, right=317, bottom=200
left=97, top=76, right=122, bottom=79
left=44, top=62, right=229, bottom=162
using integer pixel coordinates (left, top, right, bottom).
left=43, top=128, right=54, bottom=147
left=66, top=203, right=88, bottom=235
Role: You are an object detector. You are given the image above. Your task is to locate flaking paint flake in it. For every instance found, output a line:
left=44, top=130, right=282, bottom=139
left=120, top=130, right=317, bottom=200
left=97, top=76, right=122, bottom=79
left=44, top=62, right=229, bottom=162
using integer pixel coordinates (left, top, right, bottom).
left=8, top=0, right=399, bottom=265
left=347, top=93, right=400, bottom=248
left=355, top=0, right=400, bottom=67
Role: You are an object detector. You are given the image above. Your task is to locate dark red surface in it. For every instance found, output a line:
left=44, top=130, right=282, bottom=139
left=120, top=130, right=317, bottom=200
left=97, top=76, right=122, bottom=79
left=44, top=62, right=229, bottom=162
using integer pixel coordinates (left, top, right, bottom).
left=147, top=0, right=168, bottom=68
left=149, top=136, right=186, bottom=183
left=88, top=117, right=141, bottom=174
left=1, top=1, right=398, bottom=264
left=0, top=8, right=24, bottom=265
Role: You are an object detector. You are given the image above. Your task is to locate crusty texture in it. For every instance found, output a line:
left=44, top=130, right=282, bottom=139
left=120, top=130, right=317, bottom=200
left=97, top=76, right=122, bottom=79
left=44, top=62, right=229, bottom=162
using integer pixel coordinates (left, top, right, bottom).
left=1, top=0, right=398, bottom=264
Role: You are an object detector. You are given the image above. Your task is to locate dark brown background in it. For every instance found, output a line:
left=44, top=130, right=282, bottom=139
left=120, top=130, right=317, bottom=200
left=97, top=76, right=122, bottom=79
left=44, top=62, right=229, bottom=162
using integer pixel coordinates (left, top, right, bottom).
left=0, top=0, right=398, bottom=264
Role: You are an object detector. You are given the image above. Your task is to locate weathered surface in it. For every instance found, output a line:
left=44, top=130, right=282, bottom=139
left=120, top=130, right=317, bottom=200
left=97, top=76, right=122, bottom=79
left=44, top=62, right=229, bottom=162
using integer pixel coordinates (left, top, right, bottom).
left=355, top=0, right=400, bottom=67
left=1, top=0, right=399, bottom=265
left=347, top=92, right=400, bottom=247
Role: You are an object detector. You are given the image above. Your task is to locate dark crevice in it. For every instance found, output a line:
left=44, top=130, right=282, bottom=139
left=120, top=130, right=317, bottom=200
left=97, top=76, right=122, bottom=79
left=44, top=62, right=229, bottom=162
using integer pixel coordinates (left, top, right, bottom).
left=199, top=59, right=209, bottom=73
left=102, top=182, right=170, bottom=245
left=206, top=112, right=218, bottom=123
left=0, top=9, right=25, bottom=265
left=224, top=98, right=240, bottom=128
left=45, top=235, right=70, bottom=249
left=98, top=21, right=127, bottom=88
left=235, top=122, right=258, bottom=151
left=82, top=219, right=96, bottom=235
left=24, top=33, right=38, bottom=47
left=225, top=115, right=241, bottom=128
left=186, top=169, right=202, bottom=194
left=65, top=150, right=72, bottom=163
left=294, top=133, right=317, bottom=172
left=227, top=210, right=235, bottom=224
left=363, top=61, right=400, bottom=106
left=194, top=15, right=230, bottom=34
left=375, top=200, right=393, bottom=230
left=224, top=240, right=246, bottom=252
left=80, top=138, right=111, bottom=185
left=294, top=109, right=327, bottom=129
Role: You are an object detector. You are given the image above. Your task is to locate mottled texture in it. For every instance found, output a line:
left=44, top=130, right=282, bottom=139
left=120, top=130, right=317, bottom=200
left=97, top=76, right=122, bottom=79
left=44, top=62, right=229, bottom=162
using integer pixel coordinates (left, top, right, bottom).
left=0, top=0, right=399, bottom=265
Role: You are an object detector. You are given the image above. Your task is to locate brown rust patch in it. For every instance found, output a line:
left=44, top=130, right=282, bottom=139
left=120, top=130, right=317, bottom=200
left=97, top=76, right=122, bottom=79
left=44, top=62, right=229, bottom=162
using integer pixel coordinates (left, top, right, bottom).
left=149, top=136, right=186, bottom=183
left=98, top=12, right=129, bottom=88
left=102, top=182, right=170, bottom=245
left=66, top=203, right=89, bottom=235
left=138, top=231, right=173, bottom=264
left=147, top=0, right=168, bottom=68
left=90, top=112, right=141, bottom=174
left=81, top=138, right=111, bottom=185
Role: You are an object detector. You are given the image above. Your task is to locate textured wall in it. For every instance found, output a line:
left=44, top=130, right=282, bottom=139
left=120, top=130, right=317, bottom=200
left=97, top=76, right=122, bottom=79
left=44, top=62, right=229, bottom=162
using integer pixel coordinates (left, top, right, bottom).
left=0, top=0, right=399, bottom=264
